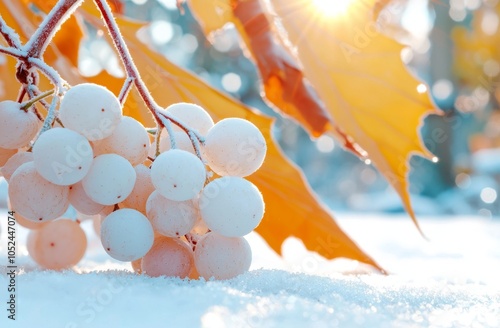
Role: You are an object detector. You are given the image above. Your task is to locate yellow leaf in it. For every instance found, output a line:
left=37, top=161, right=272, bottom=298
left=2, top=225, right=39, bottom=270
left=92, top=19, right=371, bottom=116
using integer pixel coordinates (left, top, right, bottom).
left=187, top=0, right=233, bottom=34
left=0, top=54, right=18, bottom=101
left=452, top=7, right=500, bottom=90
left=268, top=0, right=439, bottom=233
left=188, top=0, right=367, bottom=159
left=188, top=0, right=328, bottom=135
left=51, top=16, right=84, bottom=67
left=188, top=0, right=439, bottom=232
left=79, top=11, right=382, bottom=270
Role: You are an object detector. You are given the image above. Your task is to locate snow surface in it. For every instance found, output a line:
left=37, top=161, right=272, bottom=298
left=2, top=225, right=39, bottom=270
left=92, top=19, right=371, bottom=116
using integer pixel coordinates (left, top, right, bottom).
left=0, top=212, right=499, bottom=328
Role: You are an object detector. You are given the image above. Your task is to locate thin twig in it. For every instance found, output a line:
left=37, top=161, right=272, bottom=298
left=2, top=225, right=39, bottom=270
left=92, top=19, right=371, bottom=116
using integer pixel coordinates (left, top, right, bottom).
left=188, top=130, right=203, bottom=160
left=154, top=125, right=162, bottom=157
left=146, top=127, right=158, bottom=135
left=0, top=45, right=26, bottom=58
left=163, top=118, right=177, bottom=149
left=55, top=117, right=65, bottom=127
left=157, top=108, right=204, bottom=143
left=38, top=94, right=60, bottom=135
left=118, top=77, right=135, bottom=105
left=17, top=86, right=26, bottom=103
left=21, top=89, right=54, bottom=111
left=0, top=15, right=22, bottom=48
left=24, top=0, right=84, bottom=58
left=25, top=85, right=45, bottom=121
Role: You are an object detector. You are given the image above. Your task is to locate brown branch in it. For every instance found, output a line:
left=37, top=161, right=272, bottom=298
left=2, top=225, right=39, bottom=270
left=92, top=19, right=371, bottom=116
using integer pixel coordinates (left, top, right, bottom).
left=118, top=77, right=134, bottom=105
left=0, top=15, right=22, bottom=48
left=0, top=45, right=25, bottom=59
left=25, top=0, right=83, bottom=58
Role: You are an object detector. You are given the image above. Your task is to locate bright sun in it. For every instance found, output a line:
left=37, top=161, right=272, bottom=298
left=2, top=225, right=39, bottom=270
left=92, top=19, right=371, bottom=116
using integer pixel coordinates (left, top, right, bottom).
left=311, top=0, right=353, bottom=18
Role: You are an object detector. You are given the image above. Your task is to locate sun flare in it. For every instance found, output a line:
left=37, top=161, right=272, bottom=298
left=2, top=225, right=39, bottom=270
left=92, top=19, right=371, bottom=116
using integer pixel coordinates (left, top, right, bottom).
left=311, top=0, right=353, bottom=18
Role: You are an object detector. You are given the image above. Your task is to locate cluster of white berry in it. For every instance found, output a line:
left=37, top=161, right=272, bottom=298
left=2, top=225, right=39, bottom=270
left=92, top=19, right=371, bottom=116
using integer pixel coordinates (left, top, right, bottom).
left=0, top=83, right=267, bottom=280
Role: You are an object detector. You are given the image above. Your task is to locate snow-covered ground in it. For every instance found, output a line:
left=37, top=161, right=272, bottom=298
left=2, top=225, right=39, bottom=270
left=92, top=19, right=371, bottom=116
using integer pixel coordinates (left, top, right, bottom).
left=0, top=212, right=499, bottom=327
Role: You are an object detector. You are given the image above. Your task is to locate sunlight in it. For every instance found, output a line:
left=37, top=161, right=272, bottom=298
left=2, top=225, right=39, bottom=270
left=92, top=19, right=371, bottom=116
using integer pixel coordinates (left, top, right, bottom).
left=311, top=0, right=353, bottom=18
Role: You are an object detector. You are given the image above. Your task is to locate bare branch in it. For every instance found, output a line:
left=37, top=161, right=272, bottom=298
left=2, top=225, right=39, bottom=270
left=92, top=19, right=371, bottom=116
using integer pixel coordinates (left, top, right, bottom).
left=24, top=0, right=84, bottom=58
left=118, top=77, right=135, bottom=105
left=0, top=15, right=22, bottom=48
left=17, top=86, right=26, bottom=103
left=0, top=45, right=26, bottom=59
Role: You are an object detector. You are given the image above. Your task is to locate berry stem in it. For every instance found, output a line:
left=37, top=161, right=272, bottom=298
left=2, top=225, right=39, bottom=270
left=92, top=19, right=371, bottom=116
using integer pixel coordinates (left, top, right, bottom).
left=163, top=118, right=177, bottom=149
left=118, top=77, right=135, bottom=105
left=55, top=117, right=65, bottom=127
left=26, top=84, right=49, bottom=121
left=189, top=130, right=203, bottom=159
left=24, top=0, right=84, bottom=59
left=20, top=89, right=54, bottom=111
left=17, top=86, right=27, bottom=103
left=146, top=127, right=158, bottom=135
left=37, top=94, right=60, bottom=136
left=154, top=125, right=162, bottom=157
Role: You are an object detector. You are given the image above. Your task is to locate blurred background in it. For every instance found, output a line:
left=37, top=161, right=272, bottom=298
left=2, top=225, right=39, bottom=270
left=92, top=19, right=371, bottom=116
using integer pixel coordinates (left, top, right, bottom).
left=8, top=0, right=500, bottom=218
